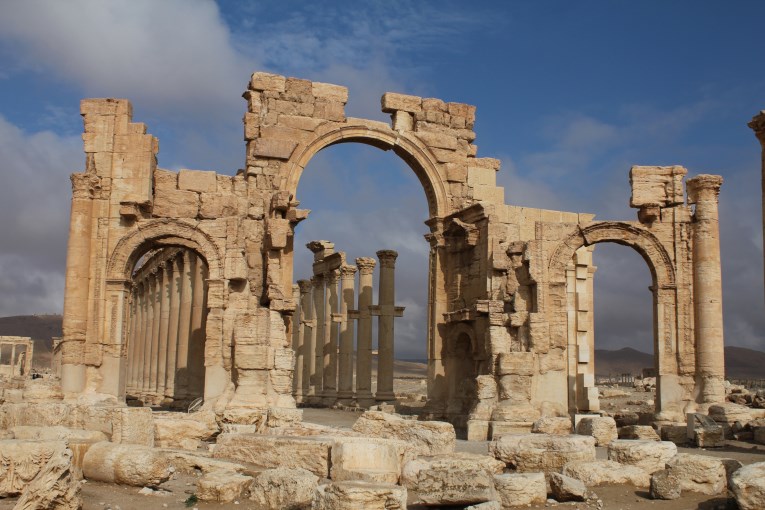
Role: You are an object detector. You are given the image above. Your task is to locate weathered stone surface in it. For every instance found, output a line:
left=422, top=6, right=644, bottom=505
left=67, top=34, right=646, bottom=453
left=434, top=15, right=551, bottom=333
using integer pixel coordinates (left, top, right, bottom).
left=330, top=437, right=411, bottom=484
left=731, top=462, right=765, bottom=510
left=152, top=188, right=199, bottom=218
left=493, top=472, right=547, bottom=507
left=607, top=440, right=677, bottom=474
left=351, top=411, right=455, bottom=456
left=178, top=169, right=217, bottom=193
left=381, top=92, right=422, bottom=113
left=619, top=425, right=660, bottom=441
left=531, top=416, right=571, bottom=435
left=11, top=447, right=82, bottom=510
left=250, top=72, right=286, bottom=92
left=660, top=424, right=690, bottom=445
left=665, top=453, right=726, bottom=495
left=576, top=416, right=618, bottom=446
left=111, top=407, right=155, bottom=446
left=465, top=502, right=501, bottom=510
left=82, top=441, right=172, bottom=486
left=197, top=470, right=253, bottom=503
left=550, top=472, right=592, bottom=502
left=562, top=460, right=650, bottom=487
left=490, top=434, right=596, bottom=473
left=253, top=138, right=298, bottom=160
left=709, top=403, right=753, bottom=427
left=650, top=469, right=681, bottom=500
left=213, top=433, right=332, bottom=478
left=312, top=481, right=407, bottom=510
left=10, top=426, right=107, bottom=442
left=0, top=440, right=68, bottom=497
left=250, top=467, right=318, bottom=510
left=164, top=450, right=248, bottom=475
left=401, top=452, right=504, bottom=506
left=153, top=410, right=219, bottom=450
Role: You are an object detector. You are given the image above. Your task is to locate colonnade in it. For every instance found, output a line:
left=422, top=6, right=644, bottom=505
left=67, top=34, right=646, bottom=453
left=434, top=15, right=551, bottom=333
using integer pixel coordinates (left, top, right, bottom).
left=292, top=241, right=404, bottom=407
left=126, top=248, right=208, bottom=405
left=0, top=336, right=34, bottom=377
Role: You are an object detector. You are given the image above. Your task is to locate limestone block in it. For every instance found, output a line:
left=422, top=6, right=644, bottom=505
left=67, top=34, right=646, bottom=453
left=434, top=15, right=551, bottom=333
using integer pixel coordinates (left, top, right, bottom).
left=196, top=470, right=253, bottom=502
left=660, top=424, right=690, bottom=445
left=153, top=410, right=219, bottom=450
left=665, top=453, right=726, bottom=495
left=650, top=469, right=681, bottom=500
left=619, top=425, right=660, bottom=441
left=550, top=472, right=592, bottom=502
left=562, top=460, right=650, bottom=487
left=21, top=380, right=64, bottom=401
left=266, top=407, right=303, bottom=428
left=629, top=165, right=686, bottom=207
left=381, top=92, right=422, bottom=113
left=10, top=426, right=108, bottom=443
left=250, top=72, right=286, bottom=92
left=213, top=434, right=332, bottom=478
left=250, top=467, right=318, bottom=510
left=695, top=424, right=724, bottom=447
left=497, top=352, right=534, bottom=376
left=720, top=458, right=744, bottom=489
left=178, top=169, right=217, bottom=192
left=331, top=437, right=412, bottom=484
left=111, top=407, right=154, bottom=446
left=313, top=481, right=407, bottom=510
left=82, top=442, right=172, bottom=486
left=708, top=402, right=753, bottom=427
left=489, top=434, right=596, bottom=473
left=401, top=452, right=503, bottom=506
left=731, top=462, right=765, bottom=510
left=531, top=416, right=571, bottom=435
left=200, top=193, right=238, bottom=218
left=312, top=82, right=348, bottom=103
left=576, top=416, right=618, bottom=446
left=754, top=427, right=765, bottom=445
left=0, top=440, right=68, bottom=497
left=607, top=440, right=677, bottom=474
left=493, top=472, right=547, bottom=507
left=12, top=447, right=82, bottom=510
left=351, top=411, right=455, bottom=456
left=163, top=450, right=247, bottom=476
left=152, top=188, right=199, bottom=218
left=279, top=115, right=324, bottom=131
left=465, top=502, right=501, bottom=510
left=254, top=138, right=298, bottom=160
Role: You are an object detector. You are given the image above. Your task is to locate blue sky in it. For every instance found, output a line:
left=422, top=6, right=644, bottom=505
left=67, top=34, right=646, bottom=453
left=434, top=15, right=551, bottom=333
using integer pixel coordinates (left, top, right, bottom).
left=0, top=1, right=763, bottom=358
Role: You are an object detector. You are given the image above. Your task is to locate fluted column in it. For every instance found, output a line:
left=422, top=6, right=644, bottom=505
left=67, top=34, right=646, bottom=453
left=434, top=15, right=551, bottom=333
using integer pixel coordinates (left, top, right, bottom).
left=374, top=250, right=403, bottom=402
left=140, top=274, right=153, bottom=393
left=292, top=283, right=302, bottom=398
left=126, top=285, right=138, bottom=392
left=337, top=264, right=357, bottom=402
left=296, top=280, right=313, bottom=402
left=149, top=267, right=164, bottom=395
left=322, top=269, right=340, bottom=405
left=310, top=274, right=325, bottom=403
left=188, top=253, right=207, bottom=397
left=134, top=281, right=147, bottom=394
left=156, top=261, right=172, bottom=397
left=355, top=257, right=376, bottom=407
left=175, top=251, right=193, bottom=399
left=748, top=111, right=765, bottom=305
left=164, top=255, right=182, bottom=398
left=687, top=175, right=725, bottom=406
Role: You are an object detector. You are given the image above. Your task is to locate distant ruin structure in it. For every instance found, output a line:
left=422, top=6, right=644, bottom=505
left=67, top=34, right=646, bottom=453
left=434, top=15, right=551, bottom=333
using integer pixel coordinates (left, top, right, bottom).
left=58, top=71, right=727, bottom=437
left=0, top=336, right=33, bottom=377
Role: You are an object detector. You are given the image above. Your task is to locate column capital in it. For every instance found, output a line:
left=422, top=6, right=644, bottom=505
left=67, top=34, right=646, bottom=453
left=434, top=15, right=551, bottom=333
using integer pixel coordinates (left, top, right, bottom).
left=748, top=110, right=765, bottom=142
left=326, top=268, right=340, bottom=284
left=355, top=257, right=376, bottom=274
left=311, top=274, right=324, bottom=286
left=306, top=240, right=334, bottom=261
left=297, top=279, right=313, bottom=294
left=376, top=249, right=399, bottom=268
left=339, top=264, right=357, bottom=279
left=687, top=174, right=723, bottom=204
left=70, top=173, right=100, bottom=199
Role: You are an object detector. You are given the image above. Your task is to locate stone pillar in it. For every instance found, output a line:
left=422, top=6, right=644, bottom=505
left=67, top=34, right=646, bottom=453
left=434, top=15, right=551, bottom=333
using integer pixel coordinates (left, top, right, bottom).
left=322, top=269, right=340, bottom=405
left=687, top=174, right=725, bottom=406
left=156, top=262, right=172, bottom=397
left=128, top=285, right=140, bottom=392
left=291, top=283, right=302, bottom=398
left=337, top=264, right=357, bottom=403
left=142, top=273, right=156, bottom=394
left=10, top=344, right=16, bottom=374
left=355, top=257, right=376, bottom=407
left=149, top=267, right=164, bottom=396
left=164, top=256, right=182, bottom=399
left=295, top=280, right=313, bottom=402
left=748, top=111, right=765, bottom=304
left=175, top=251, right=193, bottom=399
left=310, top=274, right=325, bottom=403
left=134, top=281, right=147, bottom=394
left=373, top=250, right=404, bottom=402
left=188, top=253, right=207, bottom=397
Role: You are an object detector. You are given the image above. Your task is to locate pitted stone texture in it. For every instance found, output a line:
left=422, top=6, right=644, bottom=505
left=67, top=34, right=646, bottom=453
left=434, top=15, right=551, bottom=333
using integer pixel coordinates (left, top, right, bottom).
left=153, top=410, right=219, bottom=450
left=490, top=434, right=596, bottom=473
left=11, top=447, right=82, bottom=510
left=213, top=433, right=332, bottom=478
left=312, top=481, right=407, bottom=510
left=351, top=411, right=455, bottom=456
left=730, top=462, right=765, bottom=510
left=330, top=437, right=412, bottom=484
left=562, top=460, right=650, bottom=487
left=0, top=440, right=68, bottom=497
left=607, top=440, right=677, bottom=474
left=619, top=425, right=660, bottom=441
left=196, top=470, right=253, bottom=503
left=531, top=416, right=572, bottom=435
left=249, top=467, right=318, bottom=510
left=665, top=453, right=727, bottom=495
left=401, top=452, right=503, bottom=506
left=465, top=502, right=501, bottom=510
left=82, top=441, right=172, bottom=486
left=10, top=426, right=108, bottom=443
left=493, top=472, right=547, bottom=507
left=111, top=407, right=155, bottom=446
left=576, top=416, right=618, bottom=446
left=708, top=403, right=754, bottom=428
left=650, top=469, right=681, bottom=500
left=550, top=472, right=592, bottom=502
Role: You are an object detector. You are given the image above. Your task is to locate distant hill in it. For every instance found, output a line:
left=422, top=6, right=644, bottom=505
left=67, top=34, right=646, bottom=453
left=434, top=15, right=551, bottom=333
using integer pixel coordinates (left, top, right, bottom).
left=0, top=314, right=62, bottom=368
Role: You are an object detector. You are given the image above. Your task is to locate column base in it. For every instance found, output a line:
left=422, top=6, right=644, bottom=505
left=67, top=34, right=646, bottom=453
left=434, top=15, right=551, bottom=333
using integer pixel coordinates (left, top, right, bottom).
left=375, top=391, right=396, bottom=402
left=322, top=392, right=338, bottom=406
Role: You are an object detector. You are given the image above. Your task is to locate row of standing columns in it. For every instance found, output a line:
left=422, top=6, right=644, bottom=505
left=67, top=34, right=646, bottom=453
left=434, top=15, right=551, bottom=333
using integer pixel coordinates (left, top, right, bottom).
left=126, top=248, right=208, bottom=405
left=0, top=337, right=34, bottom=377
left=292, top=242, right=404, bottom=407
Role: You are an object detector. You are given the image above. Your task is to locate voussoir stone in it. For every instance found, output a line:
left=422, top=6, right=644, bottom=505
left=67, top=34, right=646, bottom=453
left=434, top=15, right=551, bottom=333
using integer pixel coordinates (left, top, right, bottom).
left=730, top=462, right=765, bottom=510
left=531, top=416, right=572, bottom=435
left=249, top=467, right=318, bottom=510
left=562, top=459, right=650, bottom=487
left=81, top=441, right=172, bottom=486
left=665, top=453, right=727, bottom=495
left=401, top=452, right=504, bottom=506
left=312, top=481, right=407, bottom=510
left=351, top=411, right=455, bottom=456
left=490, top=433, right=596, bottom=473
left=607, top=440, right=677, bottom=474
left=576, top=416, right=618, bottom=446
left=196, top=470, right=254, bottom=503
left=493, top=472, right=547, bottom=507
left=213, top=433, right=332, bottom=478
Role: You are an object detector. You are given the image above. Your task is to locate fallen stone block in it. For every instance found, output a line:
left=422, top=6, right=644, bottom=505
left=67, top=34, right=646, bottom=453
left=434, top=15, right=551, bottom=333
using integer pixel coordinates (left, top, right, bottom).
left=650, top=469, right=681, bottom=500
left=0, top=439, right=68, bottom=497
left=153, top=410, right=219, bottom=450
left=465, top=502, right=501, bottom=510
left=659, top=424, right=689, bottom=445
left=618, top=425, right=660, bottom=441
left=562, top=460, right=650, bottom=487
left=493, top=472, right=547, bottom=507
left=164, top=450, right=248, bottom=475
left=196, top=470, right=253, bottom=503
left=550, top=472, right=592, bottom=502
left=401, top=452, right=504, bottom=506
left=576, top=416, right=618, bottom=446
left=708, top=403, right=754, bottom=429
left=531, top=416, right=571, bottom=435
left=490, top=433, right=596, bottom=473
left=607, top=440, right=677, bottom=474
left=665, top=453, right=726, bottom=495
left=110, top=407, right=155, bottom=446
left=351, top=411, right=455, bottom=456
left=730, top=462, right=765, bottom=510
left=720, top=458, right=744, bottom=489
left=312, top=481, right=407, bottom=510
left=10, top=426, right=108, bottom=443
left=249, top=467, right=318, bottom=510
left=11, top=447, right=82, bottom=510
left=330, top=437, right=412, bottom=484
left=213, top=433, right=332, bottom=478
left=82, top=441, right=172, bottom=486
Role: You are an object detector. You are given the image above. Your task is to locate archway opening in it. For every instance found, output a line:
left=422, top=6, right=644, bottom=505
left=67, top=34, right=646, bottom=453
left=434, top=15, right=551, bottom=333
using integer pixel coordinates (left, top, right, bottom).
left=291, top=142, right=431, bottom=409
left=125, top=246, right=208, bottom=409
